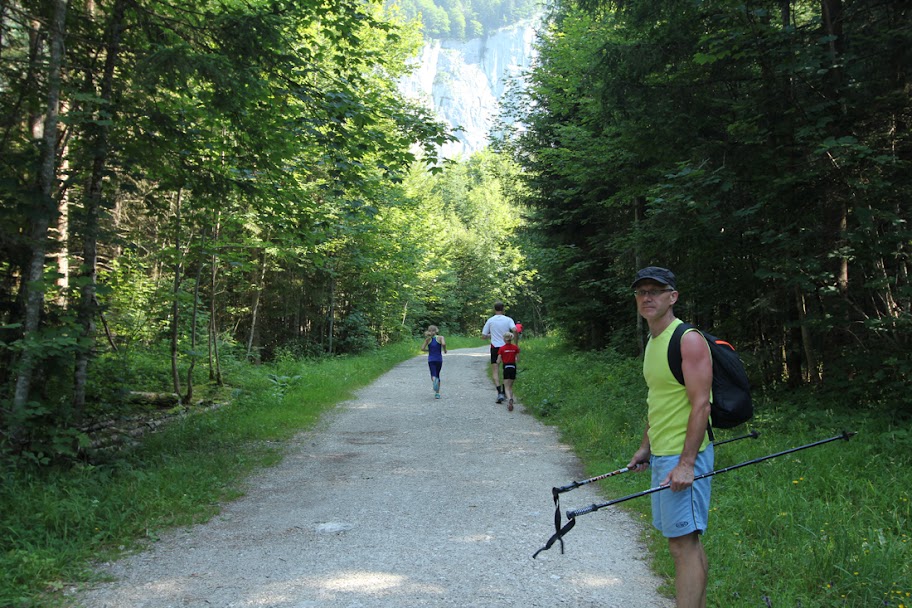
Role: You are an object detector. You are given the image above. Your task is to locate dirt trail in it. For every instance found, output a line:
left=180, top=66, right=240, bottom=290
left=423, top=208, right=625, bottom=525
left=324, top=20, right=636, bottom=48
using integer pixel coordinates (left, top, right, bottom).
left=72, top=347, right=673, bottom=608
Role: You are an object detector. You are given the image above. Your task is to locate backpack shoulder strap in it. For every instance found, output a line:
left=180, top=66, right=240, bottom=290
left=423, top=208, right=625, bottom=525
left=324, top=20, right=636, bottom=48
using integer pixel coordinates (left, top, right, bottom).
left=668, top=321, right=718, bottom=440
left=667, top=321, right=696, bottom=386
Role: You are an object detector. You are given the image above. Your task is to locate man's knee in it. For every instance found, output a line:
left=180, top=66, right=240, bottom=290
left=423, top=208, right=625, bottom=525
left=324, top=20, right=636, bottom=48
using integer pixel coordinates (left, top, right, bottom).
left=667, top=532, right=702, bottom=561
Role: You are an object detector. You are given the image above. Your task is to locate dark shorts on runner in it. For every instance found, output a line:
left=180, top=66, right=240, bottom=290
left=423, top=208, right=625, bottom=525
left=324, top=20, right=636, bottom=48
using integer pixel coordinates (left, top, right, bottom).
left=502, top=364, right=517, bottom=380
left=428, top=360, right=442, bottom=378
left=490, top=345, right=500, bottom=364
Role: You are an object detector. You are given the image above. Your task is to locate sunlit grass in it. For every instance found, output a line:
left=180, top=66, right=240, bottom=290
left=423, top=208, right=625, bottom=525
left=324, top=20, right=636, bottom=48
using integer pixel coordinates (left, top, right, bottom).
left=515, top=337, right=911, bottom=607
left=438, top=335, right=488, bottom=350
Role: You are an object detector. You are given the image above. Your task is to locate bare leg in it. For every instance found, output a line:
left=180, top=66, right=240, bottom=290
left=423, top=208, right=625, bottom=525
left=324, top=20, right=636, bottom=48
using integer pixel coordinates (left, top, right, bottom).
left=490, top=363, right=501, bottom=390
left=504, top=378, right=514, bottom=410
left=504, top=378, right=514, bottom=402
left=667, top=532, right=708, bottom=608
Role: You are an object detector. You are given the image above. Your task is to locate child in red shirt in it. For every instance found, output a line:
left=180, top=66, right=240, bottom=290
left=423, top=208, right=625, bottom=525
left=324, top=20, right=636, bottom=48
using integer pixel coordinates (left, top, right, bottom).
left=496, top=332, right=520, bottom=411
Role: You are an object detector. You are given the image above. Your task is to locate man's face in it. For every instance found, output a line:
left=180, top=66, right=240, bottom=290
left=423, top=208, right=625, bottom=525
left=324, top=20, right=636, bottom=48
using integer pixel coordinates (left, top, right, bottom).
left=634, top=280, right=677, bottom=320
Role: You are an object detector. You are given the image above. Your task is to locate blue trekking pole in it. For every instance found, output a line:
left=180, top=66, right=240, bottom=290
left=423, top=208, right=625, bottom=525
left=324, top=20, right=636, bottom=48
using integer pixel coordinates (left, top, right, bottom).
left=533, top=431, right=855, bottom=558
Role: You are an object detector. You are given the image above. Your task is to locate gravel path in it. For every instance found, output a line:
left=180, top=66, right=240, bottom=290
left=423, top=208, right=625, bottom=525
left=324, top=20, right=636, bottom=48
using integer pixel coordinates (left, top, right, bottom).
left=72, top=347, right=673, bottom=608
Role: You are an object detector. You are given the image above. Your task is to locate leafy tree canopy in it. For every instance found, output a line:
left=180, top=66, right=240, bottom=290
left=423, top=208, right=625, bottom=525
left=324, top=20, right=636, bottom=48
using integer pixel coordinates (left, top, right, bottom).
left=504, top=0, right=912, bottom=408
left=387, top=0, right=539, bottom=40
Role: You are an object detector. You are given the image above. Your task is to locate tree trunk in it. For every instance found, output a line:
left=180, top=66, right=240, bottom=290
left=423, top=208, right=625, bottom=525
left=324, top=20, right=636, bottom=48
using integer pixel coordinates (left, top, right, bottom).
left=294, top=271, right=303, bottom=340
left=246, top=249, right=268, bottom=361
left=208, top=217, right=222, bottom=384
left=327, top=274, right=336, bottom=355
left=209, top=314, right=223, bottom=385
left=896, top=204, right=910, bottom=322
left=73, top=0, right=127, bottom=420
left=170, top=189, right=184, bottom=398
left=185, top=258, right=203, bottom=403
left=0, top=1, right=7, bottom=58
left=54, top=152, right=70, bottom=308
left=795, top=286, right=820, bottom=383
left=96, top=296, right=117, bottom=351
left=820, top=0, right=850, bottom=298
left=11, top=0, right=68, bottom=430
left=124, top=391, right=181, bottom=408
left=634, top=197, right=645, bottom=356
left=786, top=294, right=803, bottom=388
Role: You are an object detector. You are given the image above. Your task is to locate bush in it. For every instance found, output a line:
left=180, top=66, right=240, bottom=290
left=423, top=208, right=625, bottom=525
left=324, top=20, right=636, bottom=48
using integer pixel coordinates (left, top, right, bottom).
left=336, top=311, right=378, bottom=354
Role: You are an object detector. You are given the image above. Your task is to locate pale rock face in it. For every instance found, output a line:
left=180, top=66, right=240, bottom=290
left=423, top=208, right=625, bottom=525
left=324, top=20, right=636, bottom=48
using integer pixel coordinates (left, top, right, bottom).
left=400, top=19, right=538, bottom=158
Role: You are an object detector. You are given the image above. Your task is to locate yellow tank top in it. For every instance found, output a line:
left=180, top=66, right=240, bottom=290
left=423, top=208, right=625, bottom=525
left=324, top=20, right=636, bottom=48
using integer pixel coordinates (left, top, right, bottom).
left=643, top=319, right=711, bottom=456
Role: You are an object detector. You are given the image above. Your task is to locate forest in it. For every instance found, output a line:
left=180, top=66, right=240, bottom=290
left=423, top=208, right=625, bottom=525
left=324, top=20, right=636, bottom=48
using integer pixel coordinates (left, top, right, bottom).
left=503, top=0, right=911, bottom=411
left=390, top=0, right=540, bottom=40
left=1, top=0, right=909, bottom=463
left=0, top=0, right=536, bottom=461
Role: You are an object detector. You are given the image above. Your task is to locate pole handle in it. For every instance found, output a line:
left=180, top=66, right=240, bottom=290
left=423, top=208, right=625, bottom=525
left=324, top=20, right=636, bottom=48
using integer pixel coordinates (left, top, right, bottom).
left=553, top=467, right=630, bottom=495
left=568, top=504, right=598, bottom=518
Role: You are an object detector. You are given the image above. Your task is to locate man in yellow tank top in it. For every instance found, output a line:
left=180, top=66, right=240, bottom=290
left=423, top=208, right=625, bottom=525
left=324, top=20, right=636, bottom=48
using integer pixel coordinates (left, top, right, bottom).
left=626, top=267, right=714, bottom=608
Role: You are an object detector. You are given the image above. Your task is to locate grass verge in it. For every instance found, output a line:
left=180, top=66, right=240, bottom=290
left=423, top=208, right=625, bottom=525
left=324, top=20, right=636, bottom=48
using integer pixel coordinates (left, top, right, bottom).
left=515, top=337, right=911, bottom=608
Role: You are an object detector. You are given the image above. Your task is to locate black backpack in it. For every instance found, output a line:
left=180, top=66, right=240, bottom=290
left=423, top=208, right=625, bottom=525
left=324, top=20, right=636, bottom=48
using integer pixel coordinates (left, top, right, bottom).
left=668, top=322, right=753, bottom=435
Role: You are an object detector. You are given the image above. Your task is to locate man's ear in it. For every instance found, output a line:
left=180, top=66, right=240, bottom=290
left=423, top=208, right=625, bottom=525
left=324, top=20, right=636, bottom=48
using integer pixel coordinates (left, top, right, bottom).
left=670, top=291, right=679, bottom=305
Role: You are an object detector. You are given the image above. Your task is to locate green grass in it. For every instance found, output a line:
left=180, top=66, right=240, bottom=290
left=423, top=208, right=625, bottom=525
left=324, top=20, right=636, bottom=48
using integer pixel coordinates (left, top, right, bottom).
left=439, top=335, right=485, bottom=350
left=0, top=339, right=424, bottom=607
left=515, top=337, right=911, bottom=608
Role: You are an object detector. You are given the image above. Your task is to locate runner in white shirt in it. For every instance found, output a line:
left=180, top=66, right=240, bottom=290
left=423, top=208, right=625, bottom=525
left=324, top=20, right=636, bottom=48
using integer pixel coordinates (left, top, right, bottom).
left=481, top=301, right=516, bottom=403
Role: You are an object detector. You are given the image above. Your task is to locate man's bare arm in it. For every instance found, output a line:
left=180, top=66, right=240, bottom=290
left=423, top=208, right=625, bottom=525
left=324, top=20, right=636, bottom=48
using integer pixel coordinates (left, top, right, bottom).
left=665, top=330, right=712, bottom=490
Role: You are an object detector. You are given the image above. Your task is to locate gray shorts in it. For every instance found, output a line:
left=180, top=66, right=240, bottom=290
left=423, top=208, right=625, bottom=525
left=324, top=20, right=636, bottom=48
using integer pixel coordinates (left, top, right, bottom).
left=650, top=443, right=714, bottom=538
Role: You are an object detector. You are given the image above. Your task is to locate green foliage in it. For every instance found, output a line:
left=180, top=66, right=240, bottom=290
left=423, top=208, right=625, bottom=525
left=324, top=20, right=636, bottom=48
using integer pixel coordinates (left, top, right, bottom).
left=516, top=337, right=911, bottom=608
left=0, top=0, right=542, bottom=460
left=506, top=0, right=912, bottom=407
left=399, top=150, right=536, bottom=335
left=389, top=0, right=538, bottom=39
left=0, top=0, right=471, bottom=452
left=336, top=311, right=379, bottom=354
left=104, top=251, right=167, bottom=346
left=2, top=402, right=88, bottom=468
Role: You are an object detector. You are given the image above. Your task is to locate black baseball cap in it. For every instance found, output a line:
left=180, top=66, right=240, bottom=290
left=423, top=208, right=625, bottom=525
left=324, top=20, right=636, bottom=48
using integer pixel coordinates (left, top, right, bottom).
left=632, top=267, right=676, bottom=289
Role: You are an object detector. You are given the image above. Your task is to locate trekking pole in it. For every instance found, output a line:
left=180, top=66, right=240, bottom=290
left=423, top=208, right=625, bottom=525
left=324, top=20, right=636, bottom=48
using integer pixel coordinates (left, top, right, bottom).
left=552, top=430, right=760, bottom=497
left=534, top=430, right=760, bottom=559
left=710, top=429, right=760, bottom=447
left=533, top=431, right=855, bottom=558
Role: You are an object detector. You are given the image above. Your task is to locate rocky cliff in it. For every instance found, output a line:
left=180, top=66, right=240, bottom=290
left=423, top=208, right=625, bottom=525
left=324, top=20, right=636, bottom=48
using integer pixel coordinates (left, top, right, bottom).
left=399, top=19, right=538, bottom=158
